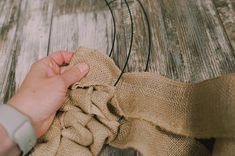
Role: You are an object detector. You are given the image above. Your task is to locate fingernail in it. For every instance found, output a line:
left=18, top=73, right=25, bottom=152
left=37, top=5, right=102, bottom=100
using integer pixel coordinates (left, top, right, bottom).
left=77, top=63, right=89, bottom=73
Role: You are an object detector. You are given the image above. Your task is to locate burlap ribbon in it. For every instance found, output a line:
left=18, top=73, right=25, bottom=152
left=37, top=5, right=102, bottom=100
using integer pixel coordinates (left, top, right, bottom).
left=30, top=47, right=235, bottom=156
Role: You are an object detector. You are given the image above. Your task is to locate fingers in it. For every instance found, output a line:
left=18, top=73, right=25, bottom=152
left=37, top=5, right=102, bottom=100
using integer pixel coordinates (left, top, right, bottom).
left=60, top=63, right=89, bottom=87
left=49, top=51, right=74, bottom=66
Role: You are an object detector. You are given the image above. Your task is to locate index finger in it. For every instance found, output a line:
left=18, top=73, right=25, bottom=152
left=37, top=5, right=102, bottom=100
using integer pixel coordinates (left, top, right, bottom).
left=49, top=51, right=74, bottom=66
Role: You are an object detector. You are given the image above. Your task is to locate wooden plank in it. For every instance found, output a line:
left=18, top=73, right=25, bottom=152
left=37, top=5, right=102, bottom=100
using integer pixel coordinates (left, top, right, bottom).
left=48, top=0, right=137, bottom=155
left=14, top=0, right=54, bottom=88
left=126, top=0, right=235, bottom=82
left=213, top=0, right=235, bottom=50
left=0, top=0, right=54, bottom=102
left=0, top=0, right=21, bottom=103
left=49, top=0, right=113, bottom=53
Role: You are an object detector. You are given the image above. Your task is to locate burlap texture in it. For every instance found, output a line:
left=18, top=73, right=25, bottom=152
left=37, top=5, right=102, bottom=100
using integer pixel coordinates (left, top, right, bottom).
left=30, top=47, right=235, bottom=156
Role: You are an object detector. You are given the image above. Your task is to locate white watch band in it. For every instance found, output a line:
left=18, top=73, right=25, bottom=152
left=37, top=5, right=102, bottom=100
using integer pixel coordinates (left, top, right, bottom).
left=0, top=104, right=36, bottom=155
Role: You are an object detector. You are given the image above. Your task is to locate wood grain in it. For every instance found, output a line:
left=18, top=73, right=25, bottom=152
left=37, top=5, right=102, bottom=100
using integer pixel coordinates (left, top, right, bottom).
left=0, top=0, right=235, bottom=155
left=0, top=0, right=21, bottom=103
left=49, top=0, right=113, bottom=53
left=14, top=0, right=54, bottom=88
left=127, top=0, right=235, bottom=82
left=214, top=0, right=235, bottom=50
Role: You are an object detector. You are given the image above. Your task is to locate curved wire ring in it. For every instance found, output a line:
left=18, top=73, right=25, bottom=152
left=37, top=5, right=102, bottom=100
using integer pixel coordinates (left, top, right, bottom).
left=105, top=0, right=214, bottom=152
left=114, top=0, right=134, bottom=86
left=104, top=0, right=117, bottom=57
left=114, top=0, right=152, bottom=86
left=104, top=0, right=152, bottom=85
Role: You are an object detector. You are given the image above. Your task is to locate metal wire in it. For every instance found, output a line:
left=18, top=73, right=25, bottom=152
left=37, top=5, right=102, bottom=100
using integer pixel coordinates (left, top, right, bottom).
left=114, top=0, right=134, bottom=86
left=104, top=0, right=117, bottom=57
left=104, top=0, right=152, bottom=85
left=104, top=0, right=214, bottom=152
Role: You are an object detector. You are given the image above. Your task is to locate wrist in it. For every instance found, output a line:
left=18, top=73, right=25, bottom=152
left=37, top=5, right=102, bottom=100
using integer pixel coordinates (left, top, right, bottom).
left=7, top=99, right=51, bottom=138
left=7, top=103, right=35, bottom=126
left=7, top=94, right=37, bottom=131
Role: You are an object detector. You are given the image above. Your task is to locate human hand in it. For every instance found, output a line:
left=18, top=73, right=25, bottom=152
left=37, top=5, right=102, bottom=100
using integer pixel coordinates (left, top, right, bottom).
left=7, top=51, right=89, bottom=138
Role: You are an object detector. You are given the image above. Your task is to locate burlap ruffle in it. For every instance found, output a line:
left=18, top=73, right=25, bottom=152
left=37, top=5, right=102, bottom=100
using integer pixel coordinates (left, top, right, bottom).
left=30, top=47, right=235, bottom=156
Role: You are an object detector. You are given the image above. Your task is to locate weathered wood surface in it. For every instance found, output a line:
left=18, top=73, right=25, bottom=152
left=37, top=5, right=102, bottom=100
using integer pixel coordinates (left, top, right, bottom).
left=214, top=0, right=235, bottom=50
left=0, top=0, right=235, bottom=155
left=0, top=0, right=21, bottom=104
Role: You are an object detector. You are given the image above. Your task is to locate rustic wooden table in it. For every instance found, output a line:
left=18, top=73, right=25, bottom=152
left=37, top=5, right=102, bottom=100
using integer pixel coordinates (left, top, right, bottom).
left=0, top=0, right=234, bottom=155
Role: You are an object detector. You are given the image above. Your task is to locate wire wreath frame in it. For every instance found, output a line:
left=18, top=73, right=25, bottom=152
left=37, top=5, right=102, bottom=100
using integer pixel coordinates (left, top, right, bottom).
left=104, top=0, right=152, bottom=86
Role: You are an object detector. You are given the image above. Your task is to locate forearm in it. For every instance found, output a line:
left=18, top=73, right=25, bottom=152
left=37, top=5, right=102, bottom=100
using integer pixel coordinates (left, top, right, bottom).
left=0, top=125, right=21, bottom=156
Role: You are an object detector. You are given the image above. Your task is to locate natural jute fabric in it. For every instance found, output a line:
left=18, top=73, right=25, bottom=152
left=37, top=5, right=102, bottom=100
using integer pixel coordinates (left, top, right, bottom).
left=30, top=47, right=235, bottom=156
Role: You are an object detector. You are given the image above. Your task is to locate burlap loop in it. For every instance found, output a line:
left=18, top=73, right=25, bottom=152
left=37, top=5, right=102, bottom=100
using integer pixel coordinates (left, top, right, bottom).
left=31, top=47, right=235, bottom=156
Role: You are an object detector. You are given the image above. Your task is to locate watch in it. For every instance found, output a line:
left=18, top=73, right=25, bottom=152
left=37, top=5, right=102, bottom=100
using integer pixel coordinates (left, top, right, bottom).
left=0, top=104, right=36, bottom=155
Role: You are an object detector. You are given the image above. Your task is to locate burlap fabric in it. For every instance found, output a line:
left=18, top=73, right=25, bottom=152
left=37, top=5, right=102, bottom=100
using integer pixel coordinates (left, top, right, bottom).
left=30, top=47, right=235, bottom=156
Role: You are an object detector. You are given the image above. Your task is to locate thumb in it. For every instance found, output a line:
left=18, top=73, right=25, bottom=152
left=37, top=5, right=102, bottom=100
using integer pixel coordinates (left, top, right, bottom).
left=60, top=63, right=89, bottom=87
